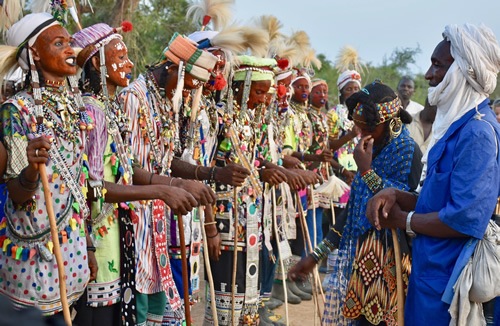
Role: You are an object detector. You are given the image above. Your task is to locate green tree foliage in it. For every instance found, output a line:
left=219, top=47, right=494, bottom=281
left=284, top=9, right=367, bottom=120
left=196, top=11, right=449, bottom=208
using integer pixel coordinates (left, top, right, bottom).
left=77, top=0, right=196, bottom=76
left=316, top=46, right=500, bottom=106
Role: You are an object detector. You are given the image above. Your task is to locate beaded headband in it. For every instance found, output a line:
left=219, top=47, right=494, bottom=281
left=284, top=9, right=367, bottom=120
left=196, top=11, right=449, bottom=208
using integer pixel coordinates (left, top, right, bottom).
left=233, top=55, right=277, bottom=82
left=352, top=96, right=401, bottom=125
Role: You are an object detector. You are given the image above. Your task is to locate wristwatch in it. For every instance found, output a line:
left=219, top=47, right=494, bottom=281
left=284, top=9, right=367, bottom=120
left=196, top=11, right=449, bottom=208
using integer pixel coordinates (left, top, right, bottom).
left=406, top=211, right=416, bottom=238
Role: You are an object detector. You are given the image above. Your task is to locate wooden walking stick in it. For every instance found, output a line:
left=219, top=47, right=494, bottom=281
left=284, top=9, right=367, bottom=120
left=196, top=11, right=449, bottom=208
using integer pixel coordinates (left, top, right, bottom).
left=391, top=229, right=404, bottom=326
left=39, top=163, right=72, bottom=326
left=200, top=206, right=219, bottom=325
left=296, top=193, right=324, bottom=320
left=231, top=187, right=239, bottom=325
left=271, top=186, right=289, bottom=326
left=176, top=214, right=192, bottom=326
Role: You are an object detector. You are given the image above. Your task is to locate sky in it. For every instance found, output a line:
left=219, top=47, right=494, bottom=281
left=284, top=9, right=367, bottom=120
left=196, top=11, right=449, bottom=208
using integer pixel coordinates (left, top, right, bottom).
left=231, top=0, right=500, bottom=75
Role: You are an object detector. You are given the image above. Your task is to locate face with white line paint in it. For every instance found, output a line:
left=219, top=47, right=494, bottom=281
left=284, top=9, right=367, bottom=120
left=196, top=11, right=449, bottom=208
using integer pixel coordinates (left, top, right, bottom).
left=103, top=38, right=134, bottom=87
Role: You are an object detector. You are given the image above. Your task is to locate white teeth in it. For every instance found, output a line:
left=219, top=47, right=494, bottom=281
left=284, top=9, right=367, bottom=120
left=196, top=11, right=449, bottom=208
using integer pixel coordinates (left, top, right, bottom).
left=66, top=58, right=75, bottom=65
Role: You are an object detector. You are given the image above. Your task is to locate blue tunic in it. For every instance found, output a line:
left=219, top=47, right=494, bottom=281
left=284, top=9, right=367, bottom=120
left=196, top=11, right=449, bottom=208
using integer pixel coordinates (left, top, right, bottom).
left=405, top=99, right=500, bottom=325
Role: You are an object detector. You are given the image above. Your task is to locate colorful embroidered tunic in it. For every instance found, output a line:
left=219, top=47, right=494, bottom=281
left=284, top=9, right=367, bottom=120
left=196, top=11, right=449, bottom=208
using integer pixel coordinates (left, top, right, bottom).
left=0, top=89, right=102, bottom=315
left=119, top=74, right=184, bottom=320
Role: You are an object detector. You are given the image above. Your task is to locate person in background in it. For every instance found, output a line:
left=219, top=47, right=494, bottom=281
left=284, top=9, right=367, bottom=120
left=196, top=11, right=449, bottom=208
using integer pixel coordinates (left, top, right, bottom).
left=397, top=76, right=424, bottom=115
left=492, top=98, right=500, bottom=123
left=407, top=97, right=437, bottom=154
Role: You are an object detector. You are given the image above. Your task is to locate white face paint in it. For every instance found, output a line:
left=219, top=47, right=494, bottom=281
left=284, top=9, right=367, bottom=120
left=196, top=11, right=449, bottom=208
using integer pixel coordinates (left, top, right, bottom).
left=114, top=41, right=125, bottom=51
left=111, top=63, right=118, bottom=71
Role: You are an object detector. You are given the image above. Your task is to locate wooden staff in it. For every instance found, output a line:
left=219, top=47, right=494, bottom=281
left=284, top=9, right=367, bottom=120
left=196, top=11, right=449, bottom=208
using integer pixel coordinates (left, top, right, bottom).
left=391, top=229, right=404, bottom=326
left=272, top=186, right=289, bottom=326
left=296, top=193, right=323, bottom=320
left=176, top=214, right=191, bottom=326
left=39, top=164, right=72, bottom=326
left=231, top=187, right=239, bottom=325
left=200, top=206, right=219, bottom=325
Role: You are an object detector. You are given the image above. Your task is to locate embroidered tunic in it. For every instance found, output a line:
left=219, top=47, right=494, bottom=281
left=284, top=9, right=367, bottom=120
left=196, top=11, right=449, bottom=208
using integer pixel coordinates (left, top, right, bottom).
left=0, top=90, right=102, bottom=315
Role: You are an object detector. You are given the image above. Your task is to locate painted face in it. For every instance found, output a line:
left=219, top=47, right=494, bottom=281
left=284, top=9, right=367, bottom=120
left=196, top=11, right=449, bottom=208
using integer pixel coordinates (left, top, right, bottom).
left=425, top=40, right=454, bottom=87
left=292, top=78, right=310, bottom=103
left=247, top=80, right=272, bottom=110
left=310, top=84, right=328, bottom=108
left=353, top=113, right=387, bottom=146
left=104, top=39, right=134, bottom=88
left=31, top=25, right=77, bottom=81
left=204, top=49, right=227, bottom=92
left=397, top=79, right=415, bottom=101
left=277, top=74, right=293, bottom=109
left=341, top=81, right=360, bottom=102
left=184, top=73, right=203, bottom=90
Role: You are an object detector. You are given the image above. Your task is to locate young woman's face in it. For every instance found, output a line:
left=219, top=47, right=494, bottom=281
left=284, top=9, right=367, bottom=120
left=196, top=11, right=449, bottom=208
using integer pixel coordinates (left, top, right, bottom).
left=353, top=113, right=387, bottom=146
left=292, top=78, right=310, bottom=103
left=341, top=81, right=360, bottom=102
left=310, top=84, right=328, bottom=108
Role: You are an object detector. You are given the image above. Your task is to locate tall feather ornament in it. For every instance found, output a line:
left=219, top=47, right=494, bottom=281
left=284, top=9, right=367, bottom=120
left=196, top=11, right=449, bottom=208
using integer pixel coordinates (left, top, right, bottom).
left=302, top=48, right=322, bottom=71
left=186, top=0, right=234, bottom=31
left=241, top=26, right=270, bottom=58
left=257, top=15, right=283, bottom=44
left=0, top=45, right=18, bottom=97
left=0, top=0, right=25, bottom=35
left=335, top=45, right=365, bottom=74
left=269, top=38, right=298, bottom=68
left=209, top=24, right=248, bottom=56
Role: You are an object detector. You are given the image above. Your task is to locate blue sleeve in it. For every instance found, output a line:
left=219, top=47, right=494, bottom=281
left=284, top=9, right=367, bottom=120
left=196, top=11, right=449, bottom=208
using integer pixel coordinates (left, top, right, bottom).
left=439, top=119, right=500, bottom=238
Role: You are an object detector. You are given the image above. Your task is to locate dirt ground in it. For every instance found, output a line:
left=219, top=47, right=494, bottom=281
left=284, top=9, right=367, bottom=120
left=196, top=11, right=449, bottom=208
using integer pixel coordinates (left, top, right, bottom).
left=190, top=257, right=327, bottom=325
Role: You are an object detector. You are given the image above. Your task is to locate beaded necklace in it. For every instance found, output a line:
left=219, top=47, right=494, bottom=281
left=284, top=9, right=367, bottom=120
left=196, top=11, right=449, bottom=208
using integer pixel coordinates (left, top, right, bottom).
left=41, top=88, right=81, bottom=143
left=142, top=73, right=176, bottom=174
left=290, top=99, right=312, bottom=153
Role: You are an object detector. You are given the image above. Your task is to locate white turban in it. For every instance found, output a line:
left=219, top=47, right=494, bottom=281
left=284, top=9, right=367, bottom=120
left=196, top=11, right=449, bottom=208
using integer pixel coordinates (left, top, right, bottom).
left=6, top=13, right=59, bottom=70
left=421, top=23, right=500, bottom=191
left=444, top=23, right=500, bottom=95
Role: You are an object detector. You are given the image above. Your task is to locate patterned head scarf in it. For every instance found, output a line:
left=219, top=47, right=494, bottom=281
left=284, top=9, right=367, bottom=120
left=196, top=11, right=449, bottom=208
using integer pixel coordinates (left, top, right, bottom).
left=73, top=23, right=123, bottom=68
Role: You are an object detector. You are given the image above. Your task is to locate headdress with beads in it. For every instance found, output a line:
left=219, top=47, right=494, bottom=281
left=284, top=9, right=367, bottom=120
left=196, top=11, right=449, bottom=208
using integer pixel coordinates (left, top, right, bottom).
left=73, top=22, right=133, bottom=68
left=233, top=55, right=276, bottom=83
left=352, top=96, right=402, bottom=125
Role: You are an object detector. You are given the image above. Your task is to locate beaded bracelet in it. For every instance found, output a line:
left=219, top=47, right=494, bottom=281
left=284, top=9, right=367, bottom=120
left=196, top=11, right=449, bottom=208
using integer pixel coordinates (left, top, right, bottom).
left=361, top=169, right=383, bottom=193
left=87, top=246, right=97, bottom=252
left=204, top=221, right=217, bottom=226
left=310, top=238, right=335, bottom=262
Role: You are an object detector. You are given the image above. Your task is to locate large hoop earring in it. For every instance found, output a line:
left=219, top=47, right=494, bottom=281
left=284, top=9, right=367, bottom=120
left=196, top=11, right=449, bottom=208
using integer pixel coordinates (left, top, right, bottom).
left=389, top=117, right=402, bottom=139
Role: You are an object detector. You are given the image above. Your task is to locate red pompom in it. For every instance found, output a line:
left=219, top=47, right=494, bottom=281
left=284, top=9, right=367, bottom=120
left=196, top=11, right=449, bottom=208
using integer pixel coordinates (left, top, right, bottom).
left=277, top=84, right=287, bottom=98
left=277, top=58, right=289, bottom=70
left=202, top=15, right=212, bottom=27
left=213, top=74, right=227, bottom=91
left=121, top=21, right=133, bottom=33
